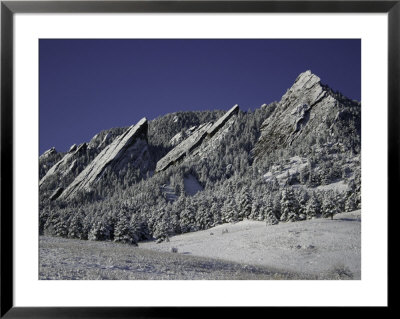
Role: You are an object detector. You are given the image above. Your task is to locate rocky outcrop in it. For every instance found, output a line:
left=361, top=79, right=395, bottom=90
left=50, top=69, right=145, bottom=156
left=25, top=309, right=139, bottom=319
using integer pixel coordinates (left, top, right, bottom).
left=206, top=104, right=239, bottom=137
left=40, top=147, right=57, bottom=160
left=39, top=147, right=65, bottom=180
left=39, top=143, right=88, bottom=189
left=156, top=122, right=213, bottom=172
left=255, top=70, right=361, bottom=158
left=155, top=105, right=239, bottom=173
left=170, top=126, right=198, bottom=146
left=59, top=118, right=149, bottom=200
left=87, top=127, right=127, bottom=150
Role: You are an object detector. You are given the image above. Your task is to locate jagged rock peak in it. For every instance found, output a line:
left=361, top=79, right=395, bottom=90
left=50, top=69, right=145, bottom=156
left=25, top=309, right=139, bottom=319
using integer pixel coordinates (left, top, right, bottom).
left=255, top=70, right=360, bottom=158
left=278, top=70, right=326, bottom=109
left=40, top=147, right=57, bottom=159
left=292, top=70, right=320, bottom=90
left=39, top=142, right=88, bottom=189
left=59, top=117, right=149, bottom=200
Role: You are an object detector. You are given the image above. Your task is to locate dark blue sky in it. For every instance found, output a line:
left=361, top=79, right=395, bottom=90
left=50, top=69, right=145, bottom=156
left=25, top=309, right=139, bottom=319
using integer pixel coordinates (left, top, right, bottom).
left=39, top=39, right=361, bottom=154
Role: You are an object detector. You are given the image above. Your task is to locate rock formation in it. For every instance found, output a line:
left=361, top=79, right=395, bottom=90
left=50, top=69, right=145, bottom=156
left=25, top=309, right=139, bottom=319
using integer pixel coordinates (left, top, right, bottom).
left=255, top=70, right=361, bottom=158
left=59, top=117, right=149, bottom=200
left=39, top=147, right=65, bottom=180
left=40, top=147, right=57, bottom=160
left=39, top=142, right=88, bottom=189
left=155, top=105, right=239, bottom=173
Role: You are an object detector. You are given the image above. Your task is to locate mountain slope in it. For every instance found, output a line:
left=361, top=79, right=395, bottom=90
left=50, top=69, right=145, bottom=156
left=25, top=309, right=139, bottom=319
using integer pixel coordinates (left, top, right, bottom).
left=39, top=70, right=361, bottom=250
left=156, top=104, right=239, bottom=173
left=255, top=70, right=361, bottom=158
left=59, top=118, right=149, bottom=200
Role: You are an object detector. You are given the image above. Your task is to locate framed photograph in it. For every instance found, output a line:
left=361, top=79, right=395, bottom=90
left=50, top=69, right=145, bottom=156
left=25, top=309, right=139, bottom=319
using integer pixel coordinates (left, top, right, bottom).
left=1, top=0, right=395, bottom=316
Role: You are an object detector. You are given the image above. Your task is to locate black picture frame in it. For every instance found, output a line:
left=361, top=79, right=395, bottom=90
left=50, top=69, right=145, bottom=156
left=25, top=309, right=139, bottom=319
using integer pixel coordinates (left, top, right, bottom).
left=1, top=0, right=395, bottom=317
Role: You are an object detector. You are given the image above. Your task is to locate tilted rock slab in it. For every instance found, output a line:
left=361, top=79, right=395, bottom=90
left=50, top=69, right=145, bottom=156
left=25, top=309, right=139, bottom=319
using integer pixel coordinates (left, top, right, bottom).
left=155, top=105, right=239, bottom=173
left=206, top=104, right=239, bottom=137
left=39, top=147, right=57, bottom=160
left=39, top=143, right=88, bottom=189
left=156, top=122, right=213, bottom=173
left=59, top=117, right=149, bottom=200
left=255, top=70, right=360, bottom=158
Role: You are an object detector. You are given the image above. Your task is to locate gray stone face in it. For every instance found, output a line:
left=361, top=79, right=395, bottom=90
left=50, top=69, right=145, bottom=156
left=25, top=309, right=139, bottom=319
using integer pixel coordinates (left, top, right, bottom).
left=98, top=133, right=111, bottom=149
left=39, top=143, right=87, bottom=189
left=40, top=147, right=57, bottom=160
left=155, top=105, right=240, bottom=173
left=39, top=147, right=63, bottom=179
left=206, top=104, right=239, bottom=137
left=255, top=70, right=360, bottom=158
left=156, top=122, right=213, bottom=173
left=59, top=118, right=149, bottom=200
left=87, top=128, right=125, bottom=150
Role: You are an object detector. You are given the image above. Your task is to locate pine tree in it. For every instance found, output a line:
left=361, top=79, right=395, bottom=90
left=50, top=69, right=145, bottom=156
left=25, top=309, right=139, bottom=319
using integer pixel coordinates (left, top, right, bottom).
left=296, top=189, right=309, bottom=220
left=54, top=214, right=69, bottom=238
left=130, top=213, right=151, bottom=241
left=333, top=190, right=345, bottom=213
left=153, top=211, right=174, bottom=242
left=88, top=219, right=111, bottom=241
left=114, top=212, right=136, bottom=244
left=210, top=201, right=222, bottom=226
left=307, top=167, right=320, bottom=187
left=222, top=196, right=238, bottom=223
left=321, top=191, right=339, bottom=219
left=305, top=192, right=321, bottom=219
left=280, top=188, right=299, bottom=222
left=179, top=206, right=197, bottom=233
left=345, top=193, right=357, bottom=212
left=264, top=196, right=279, bottom=225
left=272, top=191, right=282, bottom=220
left=238, top=188, right=252, bottom=220
left=250, top=196, right=262, bottom=220
left=68, top=212, right=85, bottom=239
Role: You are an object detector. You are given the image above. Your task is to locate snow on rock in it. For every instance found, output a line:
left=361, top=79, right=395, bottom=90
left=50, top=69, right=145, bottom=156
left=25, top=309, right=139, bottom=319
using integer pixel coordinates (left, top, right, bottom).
left=255, top=70, right=361, bottom=158
left=87, top=129, right=125, bottom=150
left=190, top=116, right=236, bottom=160
left=87, top=133, right=99, bottom=149
left=184, top=174, right=203, bottom=196
left=39, top=143, right=88, bottom=189
left=63, top=159, right=78, bottom=177
left=97, top=133, right=112, bottom=149
left=39, top=147, right=63, bottom=179
left=263, top=156, right=308, bottom=185
left=206, top=104, right=239, bottom=137
left=59, top=118, right=149, bottom=200
left=169, top=126, right=198, bottom=146
left=39, top=147, right=57, bottom=160
left=156, top=105, right=239, bottom=173
left=68, top=144, right=77, bottom=153
left=156, top=122, right=213, bottom=172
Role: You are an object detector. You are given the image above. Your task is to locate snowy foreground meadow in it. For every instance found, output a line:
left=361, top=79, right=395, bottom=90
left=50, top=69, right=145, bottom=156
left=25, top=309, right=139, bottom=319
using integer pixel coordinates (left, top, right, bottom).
left=39, top=210, right=360, bottom=280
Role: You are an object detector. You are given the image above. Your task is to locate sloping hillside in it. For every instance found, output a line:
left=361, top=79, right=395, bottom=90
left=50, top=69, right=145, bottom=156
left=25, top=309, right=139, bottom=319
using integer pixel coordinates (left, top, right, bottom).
left=141, top=210, right=361, bottom=279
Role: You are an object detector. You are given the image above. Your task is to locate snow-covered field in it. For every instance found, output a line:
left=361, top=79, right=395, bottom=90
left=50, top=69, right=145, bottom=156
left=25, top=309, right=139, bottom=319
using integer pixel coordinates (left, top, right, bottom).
left=140, top=210, right=361, bottom=279
left=39, top=210, right=360, bottom=280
